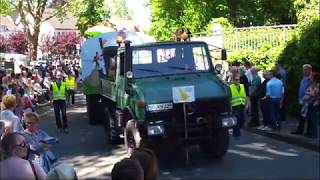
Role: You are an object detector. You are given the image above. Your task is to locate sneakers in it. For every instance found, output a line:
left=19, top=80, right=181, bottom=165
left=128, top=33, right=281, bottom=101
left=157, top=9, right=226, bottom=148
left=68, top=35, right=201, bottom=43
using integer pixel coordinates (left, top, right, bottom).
left=63, top=128, right=69, bottom=134
left=257, top=125, right=265, bottom=130
left=263, top=126, right=272, bottom=131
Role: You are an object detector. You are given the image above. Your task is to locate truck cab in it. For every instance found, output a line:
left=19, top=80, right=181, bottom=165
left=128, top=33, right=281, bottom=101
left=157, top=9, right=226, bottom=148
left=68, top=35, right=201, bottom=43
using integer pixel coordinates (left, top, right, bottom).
left=83, top=35, right=236, bottom=158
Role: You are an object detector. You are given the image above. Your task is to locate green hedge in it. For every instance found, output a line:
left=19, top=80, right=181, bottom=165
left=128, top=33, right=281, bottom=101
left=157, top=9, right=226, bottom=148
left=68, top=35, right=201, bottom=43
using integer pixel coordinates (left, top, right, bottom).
left=277, top=17, right=320, bottom=115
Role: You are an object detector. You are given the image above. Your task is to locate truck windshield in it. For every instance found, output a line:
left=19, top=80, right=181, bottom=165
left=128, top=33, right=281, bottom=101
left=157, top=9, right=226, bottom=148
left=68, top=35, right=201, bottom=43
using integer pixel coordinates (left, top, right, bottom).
left=132, top=43, right=211, bottom=78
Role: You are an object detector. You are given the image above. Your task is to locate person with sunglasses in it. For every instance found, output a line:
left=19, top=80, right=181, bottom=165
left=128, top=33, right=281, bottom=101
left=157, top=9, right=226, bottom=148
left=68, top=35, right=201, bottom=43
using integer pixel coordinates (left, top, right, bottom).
left=0, top=132, right=47, bottom=179
left=23, top=112, right=58, bottom=173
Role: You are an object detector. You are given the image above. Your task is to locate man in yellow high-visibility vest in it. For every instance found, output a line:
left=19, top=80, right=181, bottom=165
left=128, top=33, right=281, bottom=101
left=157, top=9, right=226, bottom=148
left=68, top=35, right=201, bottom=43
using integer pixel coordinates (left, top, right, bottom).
left=50, top=74, right=68, bottom=134
left=65, top=71, right=76, bottom=106
left=229, top=74, right=247, bottom=138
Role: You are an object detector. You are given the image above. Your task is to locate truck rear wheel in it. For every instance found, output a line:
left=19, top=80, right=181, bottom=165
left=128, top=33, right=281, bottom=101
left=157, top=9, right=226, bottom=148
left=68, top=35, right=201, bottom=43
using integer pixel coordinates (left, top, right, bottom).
left=104, top=106, right=122, bottom=145
left=86, top=95, right=104, bottom=125
left=200, top=128, right=229, bottom=159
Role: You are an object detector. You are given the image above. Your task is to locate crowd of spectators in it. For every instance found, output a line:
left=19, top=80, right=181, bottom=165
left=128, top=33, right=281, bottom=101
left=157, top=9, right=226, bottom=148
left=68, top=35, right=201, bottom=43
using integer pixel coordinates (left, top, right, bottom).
left=225, top=62, right=319, bottom=139
left=0, top=56, right=81, bottom=179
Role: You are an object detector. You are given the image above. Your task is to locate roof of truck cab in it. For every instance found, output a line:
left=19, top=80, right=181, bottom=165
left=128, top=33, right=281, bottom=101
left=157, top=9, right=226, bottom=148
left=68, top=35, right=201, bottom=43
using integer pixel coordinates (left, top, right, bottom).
left=131, top=41, right=207, bottom=48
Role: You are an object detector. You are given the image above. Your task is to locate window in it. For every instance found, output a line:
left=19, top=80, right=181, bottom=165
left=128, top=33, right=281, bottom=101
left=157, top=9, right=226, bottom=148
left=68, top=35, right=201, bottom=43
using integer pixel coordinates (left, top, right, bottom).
left=132, top=50, right=152, bottom=64
left=107, top=56, right=117, bottom=81
left=193, top=47, right=209, bottom=71
left=157, top=48, right=176, bottom=63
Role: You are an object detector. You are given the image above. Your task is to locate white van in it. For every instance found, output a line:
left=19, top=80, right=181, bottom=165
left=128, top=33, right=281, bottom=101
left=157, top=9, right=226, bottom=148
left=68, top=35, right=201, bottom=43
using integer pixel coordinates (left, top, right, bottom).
left=0, top=53, right=28, bottom=74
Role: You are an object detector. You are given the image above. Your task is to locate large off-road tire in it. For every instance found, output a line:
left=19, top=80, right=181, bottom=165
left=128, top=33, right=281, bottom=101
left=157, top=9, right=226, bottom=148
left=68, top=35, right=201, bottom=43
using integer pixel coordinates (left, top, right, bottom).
left=104, top=106, right=122, bottom=145
left=124, top=120, right=141, bottom=156
left=200, top=128, right=229, bottom=159
left=86, top=95, right=104, bottom=125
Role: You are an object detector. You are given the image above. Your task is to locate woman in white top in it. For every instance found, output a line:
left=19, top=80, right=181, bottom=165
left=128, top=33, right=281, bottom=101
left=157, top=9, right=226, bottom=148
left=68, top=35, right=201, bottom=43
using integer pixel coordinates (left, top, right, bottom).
left=0, top=132, right=47, bottom=179
left=0, top=95, right=24, bottom=132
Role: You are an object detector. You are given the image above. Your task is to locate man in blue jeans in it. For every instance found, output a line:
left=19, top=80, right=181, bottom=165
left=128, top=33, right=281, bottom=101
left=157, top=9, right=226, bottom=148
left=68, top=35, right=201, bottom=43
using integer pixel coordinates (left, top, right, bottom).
left=50, top=74, right=69, bottom=134
left=229, top=74, right=247, bottom=138
left=266, top=70, right=284, bottom=130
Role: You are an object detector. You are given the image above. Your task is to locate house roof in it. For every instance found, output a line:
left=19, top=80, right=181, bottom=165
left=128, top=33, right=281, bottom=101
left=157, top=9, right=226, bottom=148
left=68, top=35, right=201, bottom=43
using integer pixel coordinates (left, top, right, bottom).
left=0, top=16, right=17, bottom=31
left=43, top=8, right=77, bottom=30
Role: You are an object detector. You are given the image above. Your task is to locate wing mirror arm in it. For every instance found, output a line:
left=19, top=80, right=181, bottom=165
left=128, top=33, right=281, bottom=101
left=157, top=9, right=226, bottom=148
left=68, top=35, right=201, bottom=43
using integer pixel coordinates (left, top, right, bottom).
left=125, top=71, right=133, bottom=95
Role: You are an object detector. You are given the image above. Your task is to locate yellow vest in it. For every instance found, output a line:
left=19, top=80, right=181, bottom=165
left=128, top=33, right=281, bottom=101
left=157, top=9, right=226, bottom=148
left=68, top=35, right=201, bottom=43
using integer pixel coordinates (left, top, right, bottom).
left=52, top=82, right=66, bottom=101
left=65, top=76, right=76, bottom=90
left=229, top=84, right=246, bottom=107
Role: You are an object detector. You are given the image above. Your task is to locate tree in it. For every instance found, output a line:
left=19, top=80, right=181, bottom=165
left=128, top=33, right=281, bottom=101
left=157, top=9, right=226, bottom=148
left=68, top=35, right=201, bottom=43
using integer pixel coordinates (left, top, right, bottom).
left=0, top=0, right=14, bottom=15
left=51, top=32, right=81, bottom=55
left=0, top=35, right=10, bottom=53
left=109, top=0, right=133, bottom=20
left=5, top=0, right=72, bottom=60
left=71, top=0, right=110, bottom=36
left=7, top=31, right=28, bottom=54
left=39, top=34, right=55, bottom=54
left=149, top=0, right=298, bottom=40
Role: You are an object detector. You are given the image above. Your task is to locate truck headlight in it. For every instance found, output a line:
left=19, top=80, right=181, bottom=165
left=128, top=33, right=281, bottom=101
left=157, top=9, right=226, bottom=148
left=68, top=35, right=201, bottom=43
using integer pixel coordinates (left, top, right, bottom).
left=147, top=125, right=165, bottom=136
left=146, top=103, right=173, bottom=112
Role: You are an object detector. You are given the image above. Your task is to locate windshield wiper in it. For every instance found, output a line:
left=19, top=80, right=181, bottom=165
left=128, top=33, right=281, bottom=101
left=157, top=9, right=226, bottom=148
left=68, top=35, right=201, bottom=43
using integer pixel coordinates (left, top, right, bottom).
left=135, top=68, right=162, bottom=73
left=167, top=66, right=194, bottom=71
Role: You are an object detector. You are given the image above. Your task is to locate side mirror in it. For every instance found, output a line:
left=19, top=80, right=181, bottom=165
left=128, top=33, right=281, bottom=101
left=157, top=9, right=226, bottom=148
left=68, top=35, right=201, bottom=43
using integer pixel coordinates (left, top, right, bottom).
left=221, top=49, right=227, bottom=60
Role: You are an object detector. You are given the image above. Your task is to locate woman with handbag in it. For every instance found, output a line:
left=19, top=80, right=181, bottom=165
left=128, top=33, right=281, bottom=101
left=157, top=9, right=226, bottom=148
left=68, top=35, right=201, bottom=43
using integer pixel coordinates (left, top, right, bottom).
left=0, top=132, right=47, bottom=179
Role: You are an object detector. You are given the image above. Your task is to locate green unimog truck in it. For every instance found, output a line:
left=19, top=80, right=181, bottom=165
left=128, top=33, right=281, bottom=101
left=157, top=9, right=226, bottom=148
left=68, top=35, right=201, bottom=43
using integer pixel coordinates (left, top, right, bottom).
left=80, top=31, right=236, bottom=158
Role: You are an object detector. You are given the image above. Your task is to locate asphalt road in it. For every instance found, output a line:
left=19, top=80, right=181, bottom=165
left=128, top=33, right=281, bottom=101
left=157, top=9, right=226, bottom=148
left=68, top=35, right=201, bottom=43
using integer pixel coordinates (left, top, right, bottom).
left=39, top=94, right=320, bottom=179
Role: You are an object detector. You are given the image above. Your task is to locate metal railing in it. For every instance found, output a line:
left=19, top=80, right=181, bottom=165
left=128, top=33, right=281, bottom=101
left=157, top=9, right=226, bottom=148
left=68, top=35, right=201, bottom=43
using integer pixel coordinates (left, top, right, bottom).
left=193, top=24, right=298, bottom=52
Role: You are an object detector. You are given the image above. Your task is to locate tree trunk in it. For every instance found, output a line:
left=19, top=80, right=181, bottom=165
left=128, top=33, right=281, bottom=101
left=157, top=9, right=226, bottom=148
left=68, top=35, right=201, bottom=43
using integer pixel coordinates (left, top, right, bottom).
left=29, top=22, right=41, bottom=61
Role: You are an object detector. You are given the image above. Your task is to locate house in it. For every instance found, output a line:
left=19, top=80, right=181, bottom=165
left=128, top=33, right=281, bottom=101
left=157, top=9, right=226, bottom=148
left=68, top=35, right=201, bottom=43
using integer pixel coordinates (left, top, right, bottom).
left=0, top=15, right=18, bottom=37
left=40, top=8, right=79, bottom=37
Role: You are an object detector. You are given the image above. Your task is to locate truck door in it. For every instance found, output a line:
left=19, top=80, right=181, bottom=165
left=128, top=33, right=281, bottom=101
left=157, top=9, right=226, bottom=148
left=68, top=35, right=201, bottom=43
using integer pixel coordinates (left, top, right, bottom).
left=101, top=55, right=117, bottom=101
left=115, top=52, right=127, bottom=109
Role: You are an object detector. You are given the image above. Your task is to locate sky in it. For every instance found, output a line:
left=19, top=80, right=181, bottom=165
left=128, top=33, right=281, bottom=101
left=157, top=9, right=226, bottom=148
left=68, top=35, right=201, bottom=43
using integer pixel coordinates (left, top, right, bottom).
left=126, top=0, right=151, bottom=29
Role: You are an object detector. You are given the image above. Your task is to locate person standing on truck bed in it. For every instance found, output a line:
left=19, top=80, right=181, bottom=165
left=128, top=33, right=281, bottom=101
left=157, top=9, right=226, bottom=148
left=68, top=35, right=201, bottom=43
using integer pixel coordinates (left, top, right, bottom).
left=50, top=74, right=69, bottom=134
left=229, top=74, right=247, bottom=138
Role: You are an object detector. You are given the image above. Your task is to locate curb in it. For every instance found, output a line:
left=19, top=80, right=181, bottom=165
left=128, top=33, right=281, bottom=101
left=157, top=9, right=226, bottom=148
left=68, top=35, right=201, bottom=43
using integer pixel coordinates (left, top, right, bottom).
left=244, top=127, right=320, bottom=153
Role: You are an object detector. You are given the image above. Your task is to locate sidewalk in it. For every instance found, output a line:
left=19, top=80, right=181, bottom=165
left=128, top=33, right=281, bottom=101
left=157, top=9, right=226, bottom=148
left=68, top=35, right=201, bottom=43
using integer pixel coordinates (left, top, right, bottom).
left=244, top=117, right=320, bottom=152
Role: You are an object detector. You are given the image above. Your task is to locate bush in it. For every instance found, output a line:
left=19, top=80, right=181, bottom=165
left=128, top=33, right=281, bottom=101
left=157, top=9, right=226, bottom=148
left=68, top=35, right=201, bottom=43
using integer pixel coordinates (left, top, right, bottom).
left=227, top=44, right=283, bottom=70
left=277, top=17, right=320, bottom=115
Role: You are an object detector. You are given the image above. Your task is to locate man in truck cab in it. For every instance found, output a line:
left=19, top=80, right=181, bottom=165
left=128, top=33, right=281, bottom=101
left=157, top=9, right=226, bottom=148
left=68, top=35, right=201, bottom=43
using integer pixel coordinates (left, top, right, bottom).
left=229, top=74, right=247, bottom=138
left=50, top=74, right=69, bottom=134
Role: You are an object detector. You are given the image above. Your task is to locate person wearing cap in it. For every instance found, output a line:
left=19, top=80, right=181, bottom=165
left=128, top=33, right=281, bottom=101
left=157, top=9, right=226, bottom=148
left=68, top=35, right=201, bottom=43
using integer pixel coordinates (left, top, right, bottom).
left=229, top=73, right=247, bottom=138
left=50, top=74, right=69, bottom=134
left=65, top=71, right=76, bottom=106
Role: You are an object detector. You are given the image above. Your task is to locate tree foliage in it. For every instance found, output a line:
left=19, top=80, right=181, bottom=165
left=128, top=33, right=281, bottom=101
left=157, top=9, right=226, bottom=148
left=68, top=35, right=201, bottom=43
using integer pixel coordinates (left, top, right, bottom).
left=71, top=0, right=110, bottom=37
left=3, top=0, right=72, bottom=60
left=276, top=0, right=320, bottom=114
left=108, top=0, right=132, bottom=20
left=0, top=0, right=13, bottom=15
left=7, top=31, right=28, bottom=54
left=0, top=35, right=9, bottom=52
left=40, top=32, right=81, bottom=55
left=149, top=0, right=297, bottom=40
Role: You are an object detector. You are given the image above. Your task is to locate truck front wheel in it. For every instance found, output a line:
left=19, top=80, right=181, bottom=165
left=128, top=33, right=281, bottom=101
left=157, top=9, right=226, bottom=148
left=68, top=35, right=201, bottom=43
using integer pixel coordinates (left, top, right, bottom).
left=104, top=106, right=122, bottom=145
left=86, top=95, right=101, bottom=125
left=124, top=120, right=141, bottom=156
left=200, top=128, right=229, bottom=159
